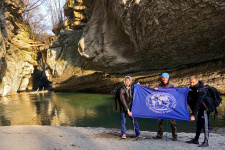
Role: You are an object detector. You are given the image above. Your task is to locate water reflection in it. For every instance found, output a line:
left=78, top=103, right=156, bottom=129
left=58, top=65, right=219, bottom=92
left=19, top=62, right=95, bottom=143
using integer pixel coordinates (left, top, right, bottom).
left=0, top=92, right=224, bottom=133
left=0, top=92, right=111, bottom=127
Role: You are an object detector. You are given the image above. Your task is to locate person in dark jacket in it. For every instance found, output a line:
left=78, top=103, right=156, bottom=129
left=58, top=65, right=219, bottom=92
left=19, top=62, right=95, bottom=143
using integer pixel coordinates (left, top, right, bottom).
left=186, top=76, right=209, bottom=147
left=119, top=76, right=145, bottom=139
left=153, top=73, right=178, bottom=141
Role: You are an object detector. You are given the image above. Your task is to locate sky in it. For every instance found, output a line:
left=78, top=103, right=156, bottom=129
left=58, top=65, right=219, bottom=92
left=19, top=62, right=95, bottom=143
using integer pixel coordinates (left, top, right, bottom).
left=29, top=0, right=66, bottom=35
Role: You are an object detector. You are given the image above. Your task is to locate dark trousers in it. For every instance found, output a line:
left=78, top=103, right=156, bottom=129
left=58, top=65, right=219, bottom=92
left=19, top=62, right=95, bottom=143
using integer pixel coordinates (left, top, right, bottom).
left=120, top=112, right=140, bottom=136
left=194, top=110, right=209, bottom=142
left=157, top=119, right=177, bottom=137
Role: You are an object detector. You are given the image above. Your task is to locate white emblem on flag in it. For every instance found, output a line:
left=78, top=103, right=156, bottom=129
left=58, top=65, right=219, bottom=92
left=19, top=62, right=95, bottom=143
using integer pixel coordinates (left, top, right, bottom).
left=146, top=92, right=177, bottom=114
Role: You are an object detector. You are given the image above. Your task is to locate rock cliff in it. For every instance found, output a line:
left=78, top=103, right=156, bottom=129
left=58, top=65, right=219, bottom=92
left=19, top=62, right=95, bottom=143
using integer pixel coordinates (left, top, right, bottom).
left=45, top=0, right=225, bottom=94
left=1, top=0, right=225, bottom=95
left=0, top=0, right=51, bottom=96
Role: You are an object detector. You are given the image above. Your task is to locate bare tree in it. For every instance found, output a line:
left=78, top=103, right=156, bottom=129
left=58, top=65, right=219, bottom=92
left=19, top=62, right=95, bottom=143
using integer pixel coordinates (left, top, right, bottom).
left=29, top=13, right=52, bottom=42
left=21, top=0, right=65, bottom=40
left=45, top=0, right=65, bottom=26
left=21, top=0, right=53, bottom=41
left=22, top=0, right=46, bottom=22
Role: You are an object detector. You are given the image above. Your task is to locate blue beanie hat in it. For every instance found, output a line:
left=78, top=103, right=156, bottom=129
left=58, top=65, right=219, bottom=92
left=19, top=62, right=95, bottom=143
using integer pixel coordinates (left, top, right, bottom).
left=161, top=73, right=169, bottom=79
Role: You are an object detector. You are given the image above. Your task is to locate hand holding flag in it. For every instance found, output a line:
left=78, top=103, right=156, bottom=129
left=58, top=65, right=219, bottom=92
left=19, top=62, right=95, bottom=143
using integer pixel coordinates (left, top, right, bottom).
left=132, top=84, right=190, bottom=121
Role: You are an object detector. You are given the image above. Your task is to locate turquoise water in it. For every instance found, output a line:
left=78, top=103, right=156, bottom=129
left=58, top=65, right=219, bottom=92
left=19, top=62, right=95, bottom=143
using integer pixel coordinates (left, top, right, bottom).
left=0, top=92, right=224, bottom=133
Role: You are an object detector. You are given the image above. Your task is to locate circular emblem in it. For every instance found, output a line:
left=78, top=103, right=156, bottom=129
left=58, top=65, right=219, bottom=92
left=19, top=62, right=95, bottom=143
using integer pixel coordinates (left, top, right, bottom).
left=146, top=92, right=176, bottom=114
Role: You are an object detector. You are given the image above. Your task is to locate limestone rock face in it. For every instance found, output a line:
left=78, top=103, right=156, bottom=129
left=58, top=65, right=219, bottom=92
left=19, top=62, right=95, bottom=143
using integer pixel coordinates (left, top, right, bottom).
left=0, top=0, right=38, bottom=96
left=76, top=0, right=225, bottom=73
left=63, top=0, right=88, bottom=30
left=47, top=0, right=225, bottom=94
left=2, top=0, right=224, bottom=94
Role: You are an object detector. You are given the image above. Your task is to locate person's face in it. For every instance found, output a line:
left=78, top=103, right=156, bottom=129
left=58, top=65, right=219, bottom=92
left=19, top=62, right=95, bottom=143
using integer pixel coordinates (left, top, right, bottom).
left=190, top=79, right=198, bottom=87
left=162, top=77, right=169, bottom=84
left=125, top=78, right=131, bottom=86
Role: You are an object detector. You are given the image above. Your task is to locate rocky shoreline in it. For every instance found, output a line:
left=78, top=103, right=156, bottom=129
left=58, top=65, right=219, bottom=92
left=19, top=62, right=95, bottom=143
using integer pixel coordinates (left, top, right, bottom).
left=0, top=126, right=224, bottom=150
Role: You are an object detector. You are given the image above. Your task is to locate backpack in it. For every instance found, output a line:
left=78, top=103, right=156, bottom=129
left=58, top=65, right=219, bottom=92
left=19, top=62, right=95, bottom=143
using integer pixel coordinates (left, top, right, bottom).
left=111, top=86, right=123, bottom=110
left=203, top=85, right=222, bottom=118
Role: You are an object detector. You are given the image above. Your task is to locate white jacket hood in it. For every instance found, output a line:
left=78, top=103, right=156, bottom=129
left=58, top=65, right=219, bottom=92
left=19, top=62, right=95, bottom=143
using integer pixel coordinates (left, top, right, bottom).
left=124, top=76, right=132, bottom=85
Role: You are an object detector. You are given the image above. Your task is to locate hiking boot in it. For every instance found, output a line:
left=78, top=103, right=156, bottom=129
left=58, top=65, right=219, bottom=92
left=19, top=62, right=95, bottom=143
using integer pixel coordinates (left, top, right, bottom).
left=121, top=134, right=126, bottom=139
left=186, top=139, right=199, bottom=144
left=199, top=141, right=209, bottom=147
left=172, top=136, right=177, bottom=141
left=136, top=135, right=145, bottom=139
left=154, top=135, right=162, bottom=139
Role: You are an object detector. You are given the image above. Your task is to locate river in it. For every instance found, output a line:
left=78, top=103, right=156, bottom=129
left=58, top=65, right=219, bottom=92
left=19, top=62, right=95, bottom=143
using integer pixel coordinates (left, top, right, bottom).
left=0, top=92, right=224, bottom=133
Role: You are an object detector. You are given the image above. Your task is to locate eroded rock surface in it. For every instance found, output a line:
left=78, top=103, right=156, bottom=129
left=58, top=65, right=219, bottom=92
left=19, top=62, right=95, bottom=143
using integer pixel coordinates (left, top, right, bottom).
left=1, top=0, right=225, bottom=95
left=0, top=0, right=51, bottom=96
left=46, top=0, right=225, bottom=93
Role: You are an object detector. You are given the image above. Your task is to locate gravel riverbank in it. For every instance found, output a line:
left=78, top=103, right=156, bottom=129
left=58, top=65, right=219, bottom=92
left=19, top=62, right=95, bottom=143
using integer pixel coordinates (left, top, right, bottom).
left=0, top=126, right=224, bottom=150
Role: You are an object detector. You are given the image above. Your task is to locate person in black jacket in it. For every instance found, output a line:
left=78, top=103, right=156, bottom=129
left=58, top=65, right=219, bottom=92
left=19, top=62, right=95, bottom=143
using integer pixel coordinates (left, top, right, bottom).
left=119, top=76, right=145, bottom=139
left=186, top=76, right=209, bottom=147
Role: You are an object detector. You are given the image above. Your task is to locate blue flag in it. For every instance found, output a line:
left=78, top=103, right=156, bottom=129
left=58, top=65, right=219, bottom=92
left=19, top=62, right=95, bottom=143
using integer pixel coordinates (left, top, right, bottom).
left=132, top=84, right=190, bottom=121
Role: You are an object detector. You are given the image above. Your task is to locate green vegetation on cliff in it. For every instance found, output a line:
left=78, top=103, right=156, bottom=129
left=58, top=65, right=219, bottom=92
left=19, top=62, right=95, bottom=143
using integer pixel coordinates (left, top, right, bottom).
left=23, top=21, right=33, bottom=40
